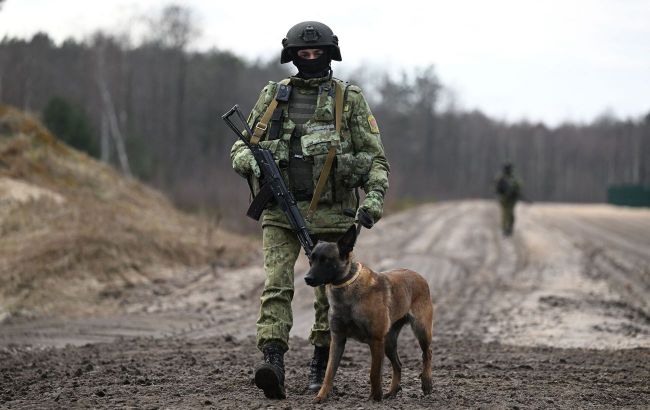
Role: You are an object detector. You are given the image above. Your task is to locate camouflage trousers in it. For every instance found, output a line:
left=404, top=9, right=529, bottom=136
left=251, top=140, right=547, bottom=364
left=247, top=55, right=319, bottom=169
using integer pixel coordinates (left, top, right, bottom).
left=500, top=201, right=516, bottom=236
left=257, top=225, right=342, bottom=352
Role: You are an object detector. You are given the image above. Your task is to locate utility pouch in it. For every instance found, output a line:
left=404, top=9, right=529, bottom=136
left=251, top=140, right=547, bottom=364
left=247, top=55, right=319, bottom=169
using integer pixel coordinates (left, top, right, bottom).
left=301, top=131, right=341, bottom=205
left=276, top=83, right=292, bottom=102
left=267, top=107, right=284, bottom=140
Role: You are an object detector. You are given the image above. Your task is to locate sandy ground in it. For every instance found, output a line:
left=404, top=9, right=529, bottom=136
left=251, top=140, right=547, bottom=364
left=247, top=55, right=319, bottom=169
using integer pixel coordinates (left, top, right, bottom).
left=0, top=177, right=65, bottom=206
left=1, top=200, right=649, bottom=408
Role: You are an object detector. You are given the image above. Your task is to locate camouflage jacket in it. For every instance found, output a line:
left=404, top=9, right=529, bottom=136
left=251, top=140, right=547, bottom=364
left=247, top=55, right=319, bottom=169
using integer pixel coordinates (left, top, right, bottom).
left=495, top=174, right=522, bottom=205
left=230, top=75, right=390, bottom=234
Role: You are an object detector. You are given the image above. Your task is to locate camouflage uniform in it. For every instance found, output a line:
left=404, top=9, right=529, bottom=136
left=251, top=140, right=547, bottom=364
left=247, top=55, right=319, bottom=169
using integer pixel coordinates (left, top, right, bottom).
left=231, top=75, right=390, bottom=352
left=495, top=171, right=521, bottom=236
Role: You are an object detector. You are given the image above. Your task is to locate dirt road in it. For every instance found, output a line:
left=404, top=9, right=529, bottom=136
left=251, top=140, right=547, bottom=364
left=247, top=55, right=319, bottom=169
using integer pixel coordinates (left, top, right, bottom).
left=2, top=200, right=649, bottom=408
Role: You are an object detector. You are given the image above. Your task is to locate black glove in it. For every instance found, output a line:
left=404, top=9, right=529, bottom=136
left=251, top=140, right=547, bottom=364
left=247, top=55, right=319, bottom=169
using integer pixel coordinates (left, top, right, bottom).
left=356, top=207, right=374, bottom=229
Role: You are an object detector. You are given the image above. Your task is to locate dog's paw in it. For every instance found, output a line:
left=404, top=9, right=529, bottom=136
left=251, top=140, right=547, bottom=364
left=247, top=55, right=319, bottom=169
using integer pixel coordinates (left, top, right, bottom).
left=421, top=377, right=433, bottom=395
left=368, top=392, right=383, bottom=402
left=384, top=385, right=402, bottom=399
left=313, top=394, right=327, bottom=404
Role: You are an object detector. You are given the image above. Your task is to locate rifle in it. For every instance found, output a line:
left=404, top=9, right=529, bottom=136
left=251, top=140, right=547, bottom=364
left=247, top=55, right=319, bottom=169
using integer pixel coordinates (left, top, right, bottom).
left=222, top=104, right=314, bottom=258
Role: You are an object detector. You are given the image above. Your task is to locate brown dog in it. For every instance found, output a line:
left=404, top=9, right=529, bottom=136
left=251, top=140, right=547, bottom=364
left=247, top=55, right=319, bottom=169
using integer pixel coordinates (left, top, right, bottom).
left=304, top=225, right=434, bottom=402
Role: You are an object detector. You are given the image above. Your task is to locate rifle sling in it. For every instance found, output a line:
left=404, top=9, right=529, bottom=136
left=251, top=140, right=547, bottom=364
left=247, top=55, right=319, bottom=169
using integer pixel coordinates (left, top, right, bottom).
left=250, top=79, right=291, bottom=145
left=308, top=80, right=345, bottom=218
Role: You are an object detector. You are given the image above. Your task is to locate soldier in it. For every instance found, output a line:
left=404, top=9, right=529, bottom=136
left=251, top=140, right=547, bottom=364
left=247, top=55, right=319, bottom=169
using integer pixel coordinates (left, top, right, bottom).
left=230, top=21, right=389, bottom=399
left=494, top=162, right=522, bottom=236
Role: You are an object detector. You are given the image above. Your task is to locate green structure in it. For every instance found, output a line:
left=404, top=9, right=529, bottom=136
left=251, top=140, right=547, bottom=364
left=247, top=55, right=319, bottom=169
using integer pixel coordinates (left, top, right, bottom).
left=607, top=185, right=650, bottom=207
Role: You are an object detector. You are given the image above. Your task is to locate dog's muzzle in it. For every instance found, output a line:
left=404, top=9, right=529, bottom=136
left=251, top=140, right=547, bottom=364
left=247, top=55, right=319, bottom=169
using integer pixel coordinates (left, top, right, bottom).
left=304, top=275, right=319, bottom=287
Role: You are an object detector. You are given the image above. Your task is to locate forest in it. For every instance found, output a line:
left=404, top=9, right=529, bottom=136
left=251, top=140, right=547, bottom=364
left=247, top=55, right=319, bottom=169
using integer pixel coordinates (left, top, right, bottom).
left=1, top=6, right=648, bottom=230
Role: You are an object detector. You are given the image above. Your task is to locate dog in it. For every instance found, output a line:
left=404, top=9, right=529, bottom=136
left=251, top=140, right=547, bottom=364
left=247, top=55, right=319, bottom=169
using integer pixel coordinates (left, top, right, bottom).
left=304, top=224, right=434, bottom=402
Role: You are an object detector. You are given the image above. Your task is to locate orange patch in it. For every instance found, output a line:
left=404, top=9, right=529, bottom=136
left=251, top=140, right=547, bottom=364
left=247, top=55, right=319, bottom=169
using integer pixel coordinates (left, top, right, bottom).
left=367, top=115, right=380, bottom=134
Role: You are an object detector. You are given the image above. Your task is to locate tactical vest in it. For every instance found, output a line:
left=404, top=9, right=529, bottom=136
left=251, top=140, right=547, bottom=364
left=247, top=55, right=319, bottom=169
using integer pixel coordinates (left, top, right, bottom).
left=250, top=77, right=372, bottom=209
left=287, top=86, right=318, bottom=201
left=497, top=175, right=520, bottom=201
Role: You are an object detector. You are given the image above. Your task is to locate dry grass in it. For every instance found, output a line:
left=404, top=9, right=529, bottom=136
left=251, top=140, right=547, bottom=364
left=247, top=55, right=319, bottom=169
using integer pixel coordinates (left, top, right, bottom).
left=0, top=105, right=256, bottom=320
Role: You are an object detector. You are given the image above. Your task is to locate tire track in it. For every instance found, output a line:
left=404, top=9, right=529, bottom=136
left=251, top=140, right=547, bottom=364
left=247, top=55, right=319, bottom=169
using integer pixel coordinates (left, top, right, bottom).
left=432, top=202, right=526, bottom=336
left=2, top=200, right=649, bottom=350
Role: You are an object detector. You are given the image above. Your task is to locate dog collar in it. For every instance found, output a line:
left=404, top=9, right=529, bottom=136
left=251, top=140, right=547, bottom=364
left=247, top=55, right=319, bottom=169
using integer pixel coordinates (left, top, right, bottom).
left=329, top=263, right=362, bottom=289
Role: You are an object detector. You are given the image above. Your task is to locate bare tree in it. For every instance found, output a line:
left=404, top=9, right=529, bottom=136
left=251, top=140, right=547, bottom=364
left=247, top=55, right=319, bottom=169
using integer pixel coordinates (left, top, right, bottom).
left=144, top=5, right=201, bottom=49
left=142, top=5, right=201, bottom=184
left=94, top=35, right=131, bottom=176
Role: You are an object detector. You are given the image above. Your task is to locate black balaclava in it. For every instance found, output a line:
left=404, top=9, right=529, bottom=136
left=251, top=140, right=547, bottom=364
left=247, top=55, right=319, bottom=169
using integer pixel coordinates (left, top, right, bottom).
left=292, top=49, right=332, bottom=79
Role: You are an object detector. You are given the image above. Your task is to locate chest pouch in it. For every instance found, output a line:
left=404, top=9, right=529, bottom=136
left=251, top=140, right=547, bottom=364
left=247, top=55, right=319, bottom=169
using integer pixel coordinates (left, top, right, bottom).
left=301, top=131, right=341, bottom=205
left=303, top=81, right=347, bottom=217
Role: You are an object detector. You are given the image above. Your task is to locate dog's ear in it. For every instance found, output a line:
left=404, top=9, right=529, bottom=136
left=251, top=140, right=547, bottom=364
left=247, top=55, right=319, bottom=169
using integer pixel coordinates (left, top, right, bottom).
left=337, top=224, right=357, bottom=258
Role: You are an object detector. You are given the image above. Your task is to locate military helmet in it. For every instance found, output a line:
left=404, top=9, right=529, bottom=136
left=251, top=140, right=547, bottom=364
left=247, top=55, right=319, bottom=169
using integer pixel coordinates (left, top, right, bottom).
left=281, top=21, right=342, bottom=64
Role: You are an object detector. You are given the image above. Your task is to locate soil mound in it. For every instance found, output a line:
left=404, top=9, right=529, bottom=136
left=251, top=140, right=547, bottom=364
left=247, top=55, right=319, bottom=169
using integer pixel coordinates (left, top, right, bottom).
left=0, top=105, right=255, bottom=321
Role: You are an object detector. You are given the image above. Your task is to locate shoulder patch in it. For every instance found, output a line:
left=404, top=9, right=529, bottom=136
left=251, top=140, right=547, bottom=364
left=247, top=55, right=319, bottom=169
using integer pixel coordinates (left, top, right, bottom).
left=367, top=115, right=380, bottom=134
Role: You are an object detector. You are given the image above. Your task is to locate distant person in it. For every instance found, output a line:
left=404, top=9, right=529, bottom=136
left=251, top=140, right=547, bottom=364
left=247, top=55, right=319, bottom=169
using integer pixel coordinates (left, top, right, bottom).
left=230, top=21, right=389, bottom=399
left=495, top=162, right=522, bottom=236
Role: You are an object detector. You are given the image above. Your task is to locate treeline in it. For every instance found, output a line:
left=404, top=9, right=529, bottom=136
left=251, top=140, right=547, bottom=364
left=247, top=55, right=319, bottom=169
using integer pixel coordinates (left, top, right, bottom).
left=0, top=13, right=648, bottom=230
left=371, top=73, right=649, bottom=202
left=0, top=11, right=287, bottom=230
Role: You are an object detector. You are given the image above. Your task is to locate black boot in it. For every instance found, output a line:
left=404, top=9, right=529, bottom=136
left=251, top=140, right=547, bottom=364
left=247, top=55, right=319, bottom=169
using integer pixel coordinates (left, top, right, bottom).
left=255, top=343, right=286, bottom=399
left=307, top=345, right=329, bottom=392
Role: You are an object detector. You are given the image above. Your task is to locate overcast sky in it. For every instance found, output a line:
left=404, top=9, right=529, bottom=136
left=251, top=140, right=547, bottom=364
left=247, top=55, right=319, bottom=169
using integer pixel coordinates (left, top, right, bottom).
left=1, top=0, right=649, bottom=125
